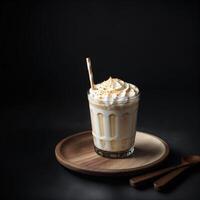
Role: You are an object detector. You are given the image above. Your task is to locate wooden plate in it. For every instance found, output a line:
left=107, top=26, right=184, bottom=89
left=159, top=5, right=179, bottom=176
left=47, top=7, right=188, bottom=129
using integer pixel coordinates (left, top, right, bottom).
left=55, top=130, right=169, bottom=176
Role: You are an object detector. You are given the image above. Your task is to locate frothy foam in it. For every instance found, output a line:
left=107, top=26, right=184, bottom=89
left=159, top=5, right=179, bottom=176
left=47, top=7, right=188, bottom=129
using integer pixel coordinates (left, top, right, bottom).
left=89, top=77, right=139, bottom=105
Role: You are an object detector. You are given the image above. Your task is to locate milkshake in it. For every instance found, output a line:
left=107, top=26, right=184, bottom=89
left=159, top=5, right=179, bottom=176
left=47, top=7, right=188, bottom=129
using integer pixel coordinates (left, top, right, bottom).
left=86, top=58, right=140, bottom=158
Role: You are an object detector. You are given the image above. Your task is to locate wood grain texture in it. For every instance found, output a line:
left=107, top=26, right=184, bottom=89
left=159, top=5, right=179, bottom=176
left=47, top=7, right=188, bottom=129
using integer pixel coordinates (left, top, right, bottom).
left=55, top=130, right=169, bottom=176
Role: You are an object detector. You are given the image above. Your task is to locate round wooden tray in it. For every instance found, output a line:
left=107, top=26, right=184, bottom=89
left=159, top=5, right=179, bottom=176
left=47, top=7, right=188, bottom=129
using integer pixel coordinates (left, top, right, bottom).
left=55, top=130, right=169, bottom=176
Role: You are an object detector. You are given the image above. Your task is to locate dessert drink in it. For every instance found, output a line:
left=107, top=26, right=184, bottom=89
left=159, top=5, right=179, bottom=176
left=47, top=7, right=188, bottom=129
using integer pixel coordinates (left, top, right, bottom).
left=88, top=77, right=139, bottom=158
left=86, top=58, right=140, bottom=158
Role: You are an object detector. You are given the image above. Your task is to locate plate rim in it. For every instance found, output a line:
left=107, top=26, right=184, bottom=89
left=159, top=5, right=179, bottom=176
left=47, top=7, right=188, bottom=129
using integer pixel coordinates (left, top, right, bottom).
left=55, top=130, right=170, bottom=176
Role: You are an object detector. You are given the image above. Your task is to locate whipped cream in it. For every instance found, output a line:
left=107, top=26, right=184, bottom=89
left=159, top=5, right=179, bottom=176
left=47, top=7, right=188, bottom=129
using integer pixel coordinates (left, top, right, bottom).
left=89, top=77, right=139, bottom=105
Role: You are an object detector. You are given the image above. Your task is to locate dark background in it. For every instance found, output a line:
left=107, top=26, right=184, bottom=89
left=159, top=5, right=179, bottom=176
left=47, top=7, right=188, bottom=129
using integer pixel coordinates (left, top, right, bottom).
left=1, top=0, right=200, bottom=200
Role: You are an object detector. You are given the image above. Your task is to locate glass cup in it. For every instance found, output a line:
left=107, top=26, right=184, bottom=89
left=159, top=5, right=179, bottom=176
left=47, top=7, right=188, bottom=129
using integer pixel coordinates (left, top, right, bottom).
left=88, top=92, right=140, bottom=158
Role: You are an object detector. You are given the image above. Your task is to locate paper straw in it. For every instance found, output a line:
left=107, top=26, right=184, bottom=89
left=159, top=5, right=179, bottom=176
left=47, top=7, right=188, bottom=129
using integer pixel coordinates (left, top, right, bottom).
left=86, top=57, right=95, bottom=89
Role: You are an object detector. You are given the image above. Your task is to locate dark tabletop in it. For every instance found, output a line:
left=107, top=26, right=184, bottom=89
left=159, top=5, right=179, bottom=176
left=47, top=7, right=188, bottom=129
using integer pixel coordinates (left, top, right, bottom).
left=2, top=91, right=200, bottom=200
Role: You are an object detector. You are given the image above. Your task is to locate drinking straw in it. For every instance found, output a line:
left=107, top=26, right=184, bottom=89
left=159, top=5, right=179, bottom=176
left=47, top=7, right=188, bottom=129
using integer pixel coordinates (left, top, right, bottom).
left=86, top=57, right=95, bottom=89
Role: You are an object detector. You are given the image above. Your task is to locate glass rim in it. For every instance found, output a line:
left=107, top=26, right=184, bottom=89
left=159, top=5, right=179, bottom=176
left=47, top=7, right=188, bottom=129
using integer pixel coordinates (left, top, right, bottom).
left=87, top=90, right=141, bottom=103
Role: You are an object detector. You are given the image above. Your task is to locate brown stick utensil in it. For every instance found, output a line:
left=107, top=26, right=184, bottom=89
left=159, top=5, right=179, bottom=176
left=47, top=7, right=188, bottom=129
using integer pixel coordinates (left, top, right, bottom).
left=129, top=155, right=200, bottom=188
left=153, top=165, right=189, bottom=191
left=154, top=155, right=200, bottom=191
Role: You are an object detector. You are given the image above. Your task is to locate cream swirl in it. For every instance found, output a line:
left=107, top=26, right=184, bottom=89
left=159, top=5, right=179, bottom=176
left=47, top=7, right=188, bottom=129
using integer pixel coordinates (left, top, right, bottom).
left=89, top=77, right=139, bottom=105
